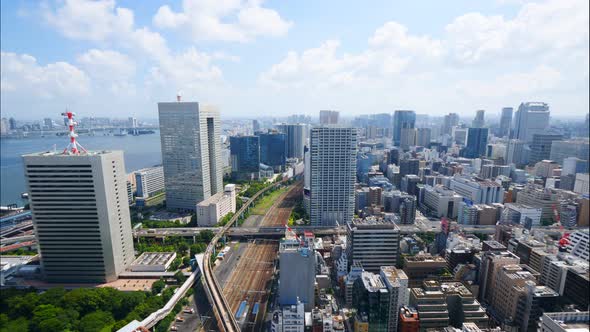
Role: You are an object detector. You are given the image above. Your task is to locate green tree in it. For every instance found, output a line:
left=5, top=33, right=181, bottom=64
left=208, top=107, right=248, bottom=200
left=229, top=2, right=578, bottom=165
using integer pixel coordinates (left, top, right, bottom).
left=111, top=320, right=130, bottom=332
left=31, top=304, right=74, bottom=332
left=0, top=315, right=29, bottom=332
left=174, top=270, right=187, bottom=284
left=79, top=310, right=115, bottom=332
left=6, top=291, right=39, bottom=318
left=38, top=287, right=67, bottom=307
left=182, top=256, right=191, bottom=267
left=152, top=279, right=166, bottom=295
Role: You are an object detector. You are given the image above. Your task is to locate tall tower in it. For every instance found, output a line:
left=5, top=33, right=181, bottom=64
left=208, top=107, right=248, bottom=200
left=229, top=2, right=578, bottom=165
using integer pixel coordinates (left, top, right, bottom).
left=309, top=127, right=357, bottom=226
left=158, top=99, right=222, bottom=211
left=513, top=102, right=550, bottom=142
left=276, top=123, right=307, bottom=160
left=393, top=110, right=416, bottom=147
left=472, top=110, right=485, bottom=128
left=319, top=110, right=340, bottom=125
left=23, top=112, right=134, bottom=282
left=499, top=107, right=513, bottom=137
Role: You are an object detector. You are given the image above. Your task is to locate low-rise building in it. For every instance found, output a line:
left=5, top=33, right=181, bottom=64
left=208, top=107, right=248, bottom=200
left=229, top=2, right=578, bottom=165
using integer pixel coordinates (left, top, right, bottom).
left=403, top=253, right=448, bottom=288
left=129, top=252, right=176, bottom=272
left=540, top=311, right=590, bottom=332
left=196, top=184, right=236, bottom=226
left=422, top=185, right=463, bottom=219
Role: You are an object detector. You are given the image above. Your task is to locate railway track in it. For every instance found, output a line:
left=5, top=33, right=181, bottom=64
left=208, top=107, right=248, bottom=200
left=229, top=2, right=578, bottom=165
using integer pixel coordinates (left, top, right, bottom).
left=201, top=178, right=290, bottom=332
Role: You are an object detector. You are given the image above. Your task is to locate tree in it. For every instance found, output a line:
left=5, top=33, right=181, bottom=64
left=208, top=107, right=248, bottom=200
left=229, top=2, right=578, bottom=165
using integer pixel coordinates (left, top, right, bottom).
left=152, top=279, right=166, bottom=295
left=31, top=304, right=74, bottom=332
left=199, top=229, right=215, bottom=243
left=0, top=315, right=28, bottom=332
left=174, top=270, right=187, bottom=284
left=79, top=310, right=115, bottom=332
left=182, top=256, right=191, bottom=267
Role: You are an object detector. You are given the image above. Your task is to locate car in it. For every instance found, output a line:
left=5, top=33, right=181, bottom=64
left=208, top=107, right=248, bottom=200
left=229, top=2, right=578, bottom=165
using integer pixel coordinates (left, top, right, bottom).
left=170, top=325, right=178, bottom=331
left=183, top=308, right=195, bottom=314
left=176, top=316, right=185, bottom=322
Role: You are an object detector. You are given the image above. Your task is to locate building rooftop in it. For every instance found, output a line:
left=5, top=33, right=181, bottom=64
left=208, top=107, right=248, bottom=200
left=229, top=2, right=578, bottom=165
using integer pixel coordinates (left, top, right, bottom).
left=404, top=254, right=447, bottom=263
left=350, top=216, right=400, bottom=229
left=360, top=271, right=386, bottom=293
left=23, top=150, right=114, bottom=157
left=130, top=252, right=175, bottom=267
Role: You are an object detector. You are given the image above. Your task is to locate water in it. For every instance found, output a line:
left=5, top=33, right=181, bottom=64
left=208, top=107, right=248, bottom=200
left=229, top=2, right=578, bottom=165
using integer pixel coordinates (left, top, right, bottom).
left=0, top=132, right=162, bottom=206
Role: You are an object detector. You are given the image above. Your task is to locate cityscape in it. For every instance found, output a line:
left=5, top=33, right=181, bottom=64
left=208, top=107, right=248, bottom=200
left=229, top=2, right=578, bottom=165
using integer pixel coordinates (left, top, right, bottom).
left=1, top=1, right=589, bottom=332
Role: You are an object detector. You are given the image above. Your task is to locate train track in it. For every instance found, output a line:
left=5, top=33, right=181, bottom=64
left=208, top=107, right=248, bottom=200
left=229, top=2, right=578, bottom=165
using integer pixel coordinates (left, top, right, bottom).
left=201, top=178, right=290, bottom=332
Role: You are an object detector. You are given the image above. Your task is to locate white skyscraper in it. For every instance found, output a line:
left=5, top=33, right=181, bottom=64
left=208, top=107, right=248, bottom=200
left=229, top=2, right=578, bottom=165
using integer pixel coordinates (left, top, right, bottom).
left=23, top=150, right=135, bottom=282
left=309, top=127, right=357, bottom=226
left=513, top=102, right=550, bottom=142
left=158, top=100, right=223, bottom=211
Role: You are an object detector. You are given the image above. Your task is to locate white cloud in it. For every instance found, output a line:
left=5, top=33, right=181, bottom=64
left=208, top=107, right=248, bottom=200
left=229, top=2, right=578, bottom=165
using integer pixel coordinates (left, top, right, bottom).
left=153, top=0, right=292, bottom=42
left=1, top=51, right=90, bottom=98
left=77, top=49, right=136, bottom=80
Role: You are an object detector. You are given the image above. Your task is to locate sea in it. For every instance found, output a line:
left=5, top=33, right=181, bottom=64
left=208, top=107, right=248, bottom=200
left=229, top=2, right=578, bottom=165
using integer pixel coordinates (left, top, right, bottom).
left=0, top=132, right=162, bottom=206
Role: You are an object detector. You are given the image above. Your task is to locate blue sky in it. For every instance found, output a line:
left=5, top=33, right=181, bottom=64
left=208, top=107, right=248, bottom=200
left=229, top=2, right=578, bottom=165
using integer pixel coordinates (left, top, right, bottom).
left=1, top=0, right=588, bottom=120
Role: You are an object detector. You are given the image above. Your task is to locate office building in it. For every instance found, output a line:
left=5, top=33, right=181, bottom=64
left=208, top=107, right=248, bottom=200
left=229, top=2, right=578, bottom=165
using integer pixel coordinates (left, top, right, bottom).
left=0, top=118, right=8, bottom=136
left=513, top=102, right=550, bottom=142
left=477, top=251, right=520, bottom=304
left=399, top=194, right=417, bottom=224
left=453, top=127, right=468, bottom=146
left=399, top=158, right=420, bottom=179
left=400, top=127, right=417, bottom=151
left=196, top=184, right=236, bottom=226
left=271, top=299, right=305, bottom=332
left=462, top=128, right=489, bottom=158
left=574, top=173, right=589, bottom=195
left=320, top=110, right=340, bottom=125
left=158, top=101, right=222, bottom=211
left=399, top=306, right=420, bottom=332
left=550, top=139, right=590, bottom=165
left=499, top=107, right=513, bottom=137
left=279, top=236, right=316, bottom=311
left=347, top=217, right=400, bottom=272
left=566, top=230, right=589, bottom=261
left=450, top=175, right=504, bottom=205
left=403, top=254, right=448, bottom=288
left=393, top=110, right=416, bottom=147
left=23, top=150, right=134, bottom=282
left=352, top=271, right=391, bottom=331
left=309, top=127, right=357, bottom=226
left=409, top=280, right=450, bottom=330
left=401, top=174, right=420, bottom=197
left=515, top=184, right=559, bottom=221
left=443, top=113, right=460, bottom=135
left=422, top=185, right=463, bottom=219
left=259, top=131, right=287, bottom=171
left=562, top=266, right=590, bottom=310
left=230, top=135, right=260, bottom=181
left=380, top=266, right=410, bottom=332
left=541, top=311, right=590, bottom=332
left=276, top=123, right=307, bottom=160
left=472, top=110, right=485, bottom=128
left=415, top=128, right=432, bottom=147
left=562, top=157, right=588, bottom=176
left=134, top=166, right=165, bottom=198
left=491, top=264, right=558, bottom=332
left=505, top=139, right=529, bottom=166
left=501, top=203, right=542, bottom=228
left=529, top=133, right=563, bottom=165
left=252, top=119, right=260, bottom=133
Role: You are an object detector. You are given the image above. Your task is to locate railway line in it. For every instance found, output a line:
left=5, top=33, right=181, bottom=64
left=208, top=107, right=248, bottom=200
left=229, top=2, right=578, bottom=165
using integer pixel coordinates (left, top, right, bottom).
left=201, top=177, right=291, bottom=332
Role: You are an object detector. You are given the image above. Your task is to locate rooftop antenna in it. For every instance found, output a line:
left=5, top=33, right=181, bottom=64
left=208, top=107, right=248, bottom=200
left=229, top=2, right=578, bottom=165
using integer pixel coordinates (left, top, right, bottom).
left=61, top=110, right=87, bottom=155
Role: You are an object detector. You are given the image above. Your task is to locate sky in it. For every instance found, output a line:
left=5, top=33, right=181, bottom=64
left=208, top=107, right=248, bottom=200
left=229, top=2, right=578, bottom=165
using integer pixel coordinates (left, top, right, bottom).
left=1, top=0, right=588, bottom=120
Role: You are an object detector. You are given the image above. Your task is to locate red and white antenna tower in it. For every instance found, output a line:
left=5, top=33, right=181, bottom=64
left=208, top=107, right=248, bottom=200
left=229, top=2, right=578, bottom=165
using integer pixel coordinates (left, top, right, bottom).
left=61, top=110, right=87, bottom=155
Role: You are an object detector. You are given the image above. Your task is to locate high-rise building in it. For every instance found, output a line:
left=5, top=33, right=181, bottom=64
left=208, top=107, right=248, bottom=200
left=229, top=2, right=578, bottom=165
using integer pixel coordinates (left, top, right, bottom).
left=319, top=110, right=340, bottom=125
left=347, top=217, right=400, bottom=272
left=415, top=128, right=431, bottom=147
left=134, top=166, right=165, bottom=198
left=309, top=127, right=357, bottom=226
left=380, top=266, right=409, bottom=332
left=529, top=133, right=563, bottom=165
left=499, top=107, right=513, bottom=137
left=449, top=175, right=504, bottom=205
left=472, top=110, right=485, bottom=128
left=230, top=135, right=260, bottom=181
left=443, top=113, right=460, bottom=136
left=462, top=128, right=488, bottom=158
left=279, top=235, right=316, bottom=311
left=515, top=184, right=560, bottom=221
left=0, top=118, right=8, bottom=136
left=550, top=139, right=590, bottom=165
left=8, top=117, right=17, bottom=130
left=252, top=119, right=260, bottom=133
left=513, top=102, right=550, bottom=142
left=400, top=127, right=416, bottom=151
left=276, top=123, right=307, bottom=160
left=23, top=150, right=134, bottom=282
left=352, top=271, right=391, bottom=332
left=393, top=110, right=416, bottom=147
left=477, top=251, right=520, bottom=304
left=505, top=139, right=530, bottom=166
left=422, top=185, right=463, bottom=219
left=541, top=312, right=590, bottom=332
left=402, top=254, right=448, bottom=288
left=259, top=132, right=286, bottom=172
left=158, top=101, right=222, bottom=211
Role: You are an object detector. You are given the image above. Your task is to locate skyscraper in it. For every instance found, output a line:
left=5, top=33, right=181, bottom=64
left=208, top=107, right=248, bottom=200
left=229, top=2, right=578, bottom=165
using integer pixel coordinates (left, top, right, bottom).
left=230, top=135, right=260, bottom=181
left=472, top=110, right=485, bottom=128
left=319, top=110, right=340, bottom=125
left=529, top=133, right=563, bottom=165
left=23, top=150, right=135, bottom=282
left=309, top=127, right=357, bottom=226
left=443, top=113, right=460, bottom=135
left=462, top=128, right=489, bottom=158
left=277, top=123, right=307, bottom=160
left=393, top=110, right=416, bottom=147
left=513, top=102, right=550, bottom=142
left=415, top=128, right=431, bottom=147
left=499, top=107, right=513, bottom=137
left=259, top=132, right=286, bottom=171
left=158, top=101, right=223, bottom=211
